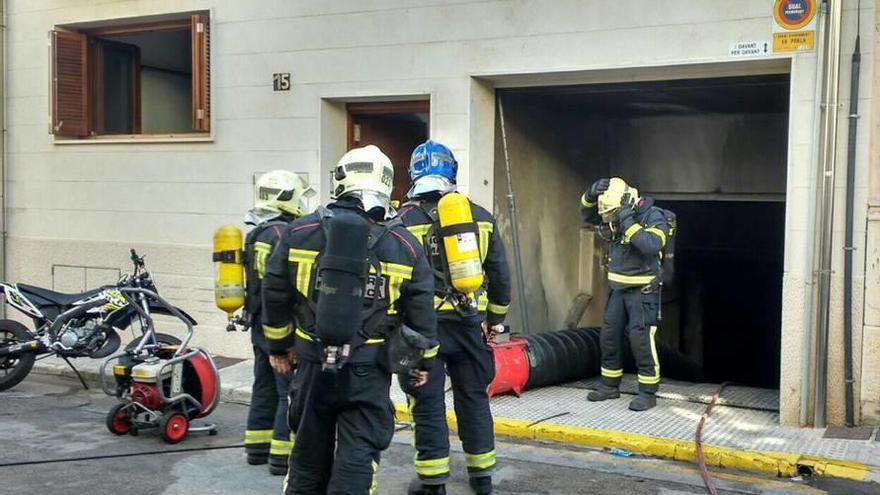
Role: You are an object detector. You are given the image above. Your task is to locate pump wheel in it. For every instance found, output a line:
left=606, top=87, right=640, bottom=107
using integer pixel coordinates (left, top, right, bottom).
left=160, top=413, right=189, bottom=444
left=106, top=403, right=132, bottom=435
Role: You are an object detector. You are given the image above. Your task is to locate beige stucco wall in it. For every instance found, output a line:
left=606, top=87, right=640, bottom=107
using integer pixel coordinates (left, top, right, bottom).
left=859, top=3, right=880, bottom=424
left=3, top=0, right=876, bottom=425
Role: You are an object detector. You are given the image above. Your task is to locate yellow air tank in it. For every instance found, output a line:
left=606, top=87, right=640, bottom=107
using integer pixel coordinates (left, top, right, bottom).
left=438, top=192, right=484, bottom=296
left=213, top=225, right=244, bottom=318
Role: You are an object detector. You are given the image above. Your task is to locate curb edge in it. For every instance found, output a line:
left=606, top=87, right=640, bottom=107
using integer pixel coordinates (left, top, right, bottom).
left=393, top=403, right=872, bottom=482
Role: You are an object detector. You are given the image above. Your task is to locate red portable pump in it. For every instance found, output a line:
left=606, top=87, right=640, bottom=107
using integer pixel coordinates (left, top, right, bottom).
left=99, top=288, right=220, bottom=444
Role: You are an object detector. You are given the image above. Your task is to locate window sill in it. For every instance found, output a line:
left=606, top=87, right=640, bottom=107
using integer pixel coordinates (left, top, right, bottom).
left=53, top=133, right=213, bottom=144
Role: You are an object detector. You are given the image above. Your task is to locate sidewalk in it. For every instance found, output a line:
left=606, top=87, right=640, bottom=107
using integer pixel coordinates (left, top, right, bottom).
left=32, top=356, right=880, bottom=483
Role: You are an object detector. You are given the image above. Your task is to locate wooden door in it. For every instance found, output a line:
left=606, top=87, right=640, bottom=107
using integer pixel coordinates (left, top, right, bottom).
left=347, top=101, right=429, bottom=203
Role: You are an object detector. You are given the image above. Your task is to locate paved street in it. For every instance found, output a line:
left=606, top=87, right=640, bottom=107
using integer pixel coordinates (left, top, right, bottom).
left=0, top=375, right=876, bottom=495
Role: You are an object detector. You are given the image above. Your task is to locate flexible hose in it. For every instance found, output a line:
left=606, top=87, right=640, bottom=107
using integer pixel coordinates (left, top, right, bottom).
left=695, top=382, right=730, bottom=495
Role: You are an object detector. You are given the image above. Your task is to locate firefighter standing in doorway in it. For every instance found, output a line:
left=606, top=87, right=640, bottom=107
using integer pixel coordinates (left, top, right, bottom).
left=242, top=170, right=311, bottom=475
left=581, top=177, right=670, bottom=412
left=398, top=140, right=512, bottom=495
left=262, top=145, right=438, bottom=494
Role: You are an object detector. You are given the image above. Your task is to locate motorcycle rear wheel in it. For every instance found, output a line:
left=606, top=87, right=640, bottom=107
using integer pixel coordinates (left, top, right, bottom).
left=0, top=320, right=36, bottom=391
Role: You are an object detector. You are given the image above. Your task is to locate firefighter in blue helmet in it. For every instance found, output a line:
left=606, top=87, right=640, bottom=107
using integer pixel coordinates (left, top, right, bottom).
left=243, top=170, right=311, bottom=475
left=262, top=145, right=438, bottom=494
left=398, top=140, right=512, bottom=495
left=581, top=177, right=670, bottom=412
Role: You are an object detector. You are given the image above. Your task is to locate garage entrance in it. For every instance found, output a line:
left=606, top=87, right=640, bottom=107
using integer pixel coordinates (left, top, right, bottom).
left=494, top=74, right=789, bottom=389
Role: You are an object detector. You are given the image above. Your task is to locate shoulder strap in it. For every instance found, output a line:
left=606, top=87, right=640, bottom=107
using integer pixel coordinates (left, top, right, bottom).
left=244, top=219, right=286, bottom=263
left=414, top=201, right=453, bottom=291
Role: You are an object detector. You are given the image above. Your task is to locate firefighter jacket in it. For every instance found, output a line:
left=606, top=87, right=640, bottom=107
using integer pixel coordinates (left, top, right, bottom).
left=581, top=196, right=669, bottom=290
left=244, top=214, right=296, bottom=325
left=260, top=201, right=438, bottom=360
left=397, top=193, right=512, bottom=326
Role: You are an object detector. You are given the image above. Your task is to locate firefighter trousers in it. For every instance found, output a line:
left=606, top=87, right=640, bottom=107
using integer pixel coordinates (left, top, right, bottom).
left=400, top=319, right=497, bottom=484
left=285, top=360, right=394, bottom=495
left=245, top=332, right=293, bottom=460
left=599, top=286, right=661, bottom=393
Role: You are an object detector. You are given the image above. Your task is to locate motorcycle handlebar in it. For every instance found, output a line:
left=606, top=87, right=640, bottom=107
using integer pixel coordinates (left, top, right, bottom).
left=130, top=249, right=146, bottom=271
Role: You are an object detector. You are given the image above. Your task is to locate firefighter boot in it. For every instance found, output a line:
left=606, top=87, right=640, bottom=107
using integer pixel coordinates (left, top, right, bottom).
left=628, top=392, right=657, bottom=411
left=268, top=454, right=289, bottom=476
left=247, top=452, right=268, bottom=465
left=469, top=476, right=493, bottom=495
left=587, top=385, right=620, bottom=402
left=408, top=479, right=446, bottom=495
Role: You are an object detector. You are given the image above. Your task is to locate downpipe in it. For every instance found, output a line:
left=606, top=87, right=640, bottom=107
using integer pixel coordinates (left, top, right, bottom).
left=799, top=1, right=827, bottom=427
left=842, top=10, right=862, bottom=428
left=0, top=0, right=7, bottom=318
left=813, top=0, right=844, bottom=429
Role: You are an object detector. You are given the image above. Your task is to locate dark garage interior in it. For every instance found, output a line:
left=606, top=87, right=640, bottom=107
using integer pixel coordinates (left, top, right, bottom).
left=494, top=74, right=790, bottom=390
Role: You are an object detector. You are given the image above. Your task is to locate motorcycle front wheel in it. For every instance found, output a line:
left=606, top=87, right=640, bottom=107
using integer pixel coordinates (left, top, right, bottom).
left=0, top=320, right=37, bottom=391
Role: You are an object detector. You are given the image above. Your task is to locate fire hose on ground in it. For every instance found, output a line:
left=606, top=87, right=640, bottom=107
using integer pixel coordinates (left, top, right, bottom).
left=488, top=327, right=703, bottom=398
left=487, top=327, right=723, bottom=495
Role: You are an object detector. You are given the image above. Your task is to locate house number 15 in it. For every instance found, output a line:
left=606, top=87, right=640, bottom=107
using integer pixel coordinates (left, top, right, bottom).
left=273, top=73, right=291, bottom=91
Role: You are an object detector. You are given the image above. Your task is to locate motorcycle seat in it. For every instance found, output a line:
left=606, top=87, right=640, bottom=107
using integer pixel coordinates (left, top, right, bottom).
left=17, top=284, right=105, bottom=308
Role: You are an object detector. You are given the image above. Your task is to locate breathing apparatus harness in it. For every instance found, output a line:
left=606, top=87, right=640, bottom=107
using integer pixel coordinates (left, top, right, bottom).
left=242, top=218, right=288, bottom=324
left=596, top=198, right=678, bottom=321
left=293, top=206, right=432, bottom=374
left=406, top=199, right=482, bottom=318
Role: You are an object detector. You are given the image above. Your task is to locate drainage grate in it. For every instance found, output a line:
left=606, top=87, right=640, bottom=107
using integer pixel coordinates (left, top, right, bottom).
left=823, top=426, right=875, bottom=441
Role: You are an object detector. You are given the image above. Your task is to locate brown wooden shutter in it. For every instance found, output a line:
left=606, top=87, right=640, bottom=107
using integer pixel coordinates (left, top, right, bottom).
left=191, top=14, right=210, bottom=132
left=50, top=31, right=89, bottom=137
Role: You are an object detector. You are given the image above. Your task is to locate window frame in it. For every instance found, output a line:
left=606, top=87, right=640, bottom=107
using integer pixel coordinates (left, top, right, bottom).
left=50, top=12, right=212, bottom=143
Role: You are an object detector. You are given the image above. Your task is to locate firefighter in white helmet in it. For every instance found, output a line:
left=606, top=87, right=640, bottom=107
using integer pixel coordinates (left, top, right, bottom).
left=262, top=145, right=438, bottom=493
left=243, top=170, right=311, bottom=475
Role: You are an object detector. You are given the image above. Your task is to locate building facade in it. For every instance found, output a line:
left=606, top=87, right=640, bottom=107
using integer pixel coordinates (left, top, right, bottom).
left=2, top=0, right=877, bottom=427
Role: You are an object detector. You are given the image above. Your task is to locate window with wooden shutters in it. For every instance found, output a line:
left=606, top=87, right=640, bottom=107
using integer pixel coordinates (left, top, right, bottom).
left=50, top=31, right=89, bottom=138
left=50, top=12, right=211, bottom=140
left=191, top=14, right=210, bottom=133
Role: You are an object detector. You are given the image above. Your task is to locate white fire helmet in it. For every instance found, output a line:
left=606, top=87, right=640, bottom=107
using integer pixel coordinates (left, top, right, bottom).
left=331, top=145, right=394, bottom=214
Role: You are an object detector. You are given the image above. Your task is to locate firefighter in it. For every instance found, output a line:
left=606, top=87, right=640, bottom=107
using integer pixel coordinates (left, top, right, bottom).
left=242, top=170, right=311, bottom=475
left=398, top=140, right=512, bottom=495
left=581, top=177, right=669, bottom=412
left=262, top=145, right=438, bottom=494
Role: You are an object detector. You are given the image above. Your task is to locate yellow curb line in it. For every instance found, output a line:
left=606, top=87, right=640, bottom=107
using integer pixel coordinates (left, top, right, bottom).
left=393, top=404, right=871, bottom=482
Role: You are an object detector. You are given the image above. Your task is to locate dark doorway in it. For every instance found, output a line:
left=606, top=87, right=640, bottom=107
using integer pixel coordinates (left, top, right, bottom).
left=495, top=74, right=790, bottom=390
left=347, top=101, right=429, bottom=203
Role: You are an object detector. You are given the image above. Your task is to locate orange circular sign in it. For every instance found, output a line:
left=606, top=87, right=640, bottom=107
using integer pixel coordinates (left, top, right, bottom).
left=774, top=0, right=817, bottom=30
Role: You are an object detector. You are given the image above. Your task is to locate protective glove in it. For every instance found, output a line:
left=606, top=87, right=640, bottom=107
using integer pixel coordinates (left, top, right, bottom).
left=615, top=192, right=636, bottom=228
left=585, top=178, right=611, bottom=202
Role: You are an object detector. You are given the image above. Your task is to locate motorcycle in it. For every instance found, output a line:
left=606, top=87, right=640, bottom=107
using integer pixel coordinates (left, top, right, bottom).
left=0, top=250, right=197, bottom=391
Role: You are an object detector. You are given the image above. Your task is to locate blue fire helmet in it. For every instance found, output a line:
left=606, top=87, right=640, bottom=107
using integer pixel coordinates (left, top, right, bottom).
left=409, top=140, right=458, bottom=184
